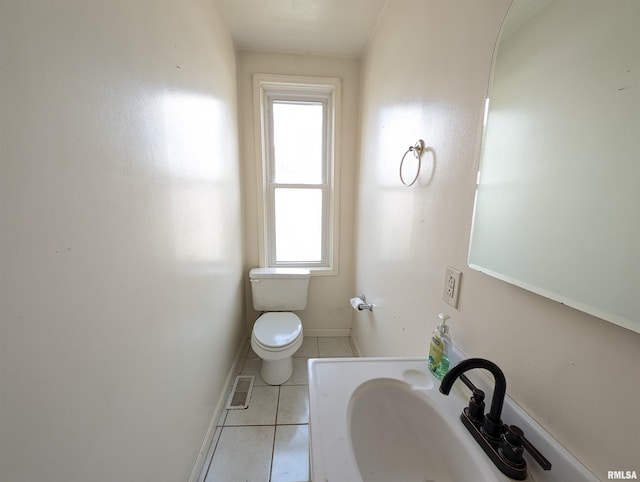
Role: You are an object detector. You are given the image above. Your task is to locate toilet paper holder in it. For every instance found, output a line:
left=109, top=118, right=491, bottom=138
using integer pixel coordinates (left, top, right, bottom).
left=351, top=294, right=374, bottom=312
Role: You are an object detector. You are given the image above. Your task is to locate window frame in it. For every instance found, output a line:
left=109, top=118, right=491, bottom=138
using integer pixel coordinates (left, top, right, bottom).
left=253, top=74, right=341, bottom=275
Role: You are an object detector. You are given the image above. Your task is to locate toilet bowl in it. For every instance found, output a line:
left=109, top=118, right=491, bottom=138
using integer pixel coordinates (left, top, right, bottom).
left=249, top=267, right=310, bottom=385
left=251, top=312, right=303, bottom=385
left=251, top=311, right=302, bottom=385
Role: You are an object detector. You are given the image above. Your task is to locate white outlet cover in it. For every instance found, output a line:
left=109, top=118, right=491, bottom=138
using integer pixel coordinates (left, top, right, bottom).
left=443, top=266, right=461, bottom=308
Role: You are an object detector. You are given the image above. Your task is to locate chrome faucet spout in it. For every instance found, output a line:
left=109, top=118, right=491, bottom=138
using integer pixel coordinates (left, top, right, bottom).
left=439, top=357, right=506, bottom=432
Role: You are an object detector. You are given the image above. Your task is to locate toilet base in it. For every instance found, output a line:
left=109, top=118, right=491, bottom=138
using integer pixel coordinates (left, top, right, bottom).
left=260, top=357, right=293, bottom=385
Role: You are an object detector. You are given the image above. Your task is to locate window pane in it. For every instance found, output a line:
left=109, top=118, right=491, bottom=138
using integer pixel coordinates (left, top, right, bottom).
left=272, top=102, right=323, bottom=184
left=274, top=188, right=322, bottom=262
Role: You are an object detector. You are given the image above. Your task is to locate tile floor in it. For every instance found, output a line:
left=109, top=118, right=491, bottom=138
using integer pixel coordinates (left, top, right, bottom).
left=201, top=336, right=357, bottom=482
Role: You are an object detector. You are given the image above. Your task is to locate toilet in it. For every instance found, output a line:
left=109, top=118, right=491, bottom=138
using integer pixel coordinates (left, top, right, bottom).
left=249, top=267, right=310, bottom=385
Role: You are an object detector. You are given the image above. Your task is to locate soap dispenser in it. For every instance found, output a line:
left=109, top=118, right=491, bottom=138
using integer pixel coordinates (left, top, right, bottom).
left=428, top=313, right=452, bottom=379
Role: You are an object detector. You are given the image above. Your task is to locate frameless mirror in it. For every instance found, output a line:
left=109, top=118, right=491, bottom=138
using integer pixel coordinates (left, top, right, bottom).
left=468, top=0, right=640, bottom=333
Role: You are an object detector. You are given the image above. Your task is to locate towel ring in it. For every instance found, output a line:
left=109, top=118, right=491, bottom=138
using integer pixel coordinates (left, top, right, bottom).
left=399, top=139, right=425, bottom=187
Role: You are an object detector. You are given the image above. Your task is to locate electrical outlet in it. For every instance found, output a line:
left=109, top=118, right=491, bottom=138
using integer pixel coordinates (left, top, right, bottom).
left=443, top=266, right=461, bottom=308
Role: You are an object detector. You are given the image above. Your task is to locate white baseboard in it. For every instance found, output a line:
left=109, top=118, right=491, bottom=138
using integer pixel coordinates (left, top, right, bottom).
left=304, top=328, right=351, bottom=337
left=189, top=333, right=250, bottom=482
left=349, top=332, right=362, bottom=357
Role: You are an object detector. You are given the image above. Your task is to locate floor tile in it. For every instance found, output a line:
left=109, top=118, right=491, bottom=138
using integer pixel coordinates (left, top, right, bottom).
left=241, top=357, right=268, bottom=386
left=247, top=344, right=259, bottom=358
left=205, top=336, right=356, bottom=481
left=293, top=337, right=319, bottom=358
left=318, top=336, right=355, bottom=357
left=205, top=426, right=274, bottom=482
left=284, top=358, right=309, bottom=386
left=271, top=425, right=310, bottom=482
left=225, top=385, right=279, bottom=426
left=277, top=385, right=309, bottom=425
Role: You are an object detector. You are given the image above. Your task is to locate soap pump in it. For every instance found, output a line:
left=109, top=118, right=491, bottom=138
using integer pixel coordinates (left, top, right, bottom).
left=428, top=313, right=452, bottom=379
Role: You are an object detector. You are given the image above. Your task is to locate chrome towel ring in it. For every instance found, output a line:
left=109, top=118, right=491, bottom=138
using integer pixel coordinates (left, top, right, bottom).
left=399, top=139, right=425, bottom=186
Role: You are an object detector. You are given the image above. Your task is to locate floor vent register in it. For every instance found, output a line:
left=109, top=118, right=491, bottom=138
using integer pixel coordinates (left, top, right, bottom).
left=225, top=375, right=255, bottom=410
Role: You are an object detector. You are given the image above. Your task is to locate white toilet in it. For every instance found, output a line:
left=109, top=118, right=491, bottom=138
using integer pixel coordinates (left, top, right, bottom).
left=249, top=267, right=310, bottom=385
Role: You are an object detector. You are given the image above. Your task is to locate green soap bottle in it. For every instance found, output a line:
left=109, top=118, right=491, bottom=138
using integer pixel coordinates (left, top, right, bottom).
left=428, top=313, right=451, bottom=379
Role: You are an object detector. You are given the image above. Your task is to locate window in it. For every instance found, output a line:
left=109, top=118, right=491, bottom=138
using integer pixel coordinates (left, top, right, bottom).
left=254, top=74, right=341, bottom=274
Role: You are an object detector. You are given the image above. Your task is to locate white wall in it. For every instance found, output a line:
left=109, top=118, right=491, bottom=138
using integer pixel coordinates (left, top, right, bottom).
left=0, top=2, right=244, bottom=481
left=238, top=50, right=360, bottom=335
left=354, top=0, right=640, bottom=478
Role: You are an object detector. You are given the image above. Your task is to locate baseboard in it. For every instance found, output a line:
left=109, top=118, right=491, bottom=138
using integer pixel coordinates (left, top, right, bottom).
left=189, top=332, right=250, bottom=482
left=349, top=332, right=362, bottom=357
left=304, top=328, right=351, bottom=337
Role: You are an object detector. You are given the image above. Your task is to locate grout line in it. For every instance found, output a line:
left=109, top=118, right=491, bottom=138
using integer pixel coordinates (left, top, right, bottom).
left=212, top=422, right=308, bottom=428
left=215, top=423, right=291, bottom=428
left=269, top=428, right=276, bottom=482
left=274, top=385, right=281, bottom=425
left=201, top=426, right=225, bottom=482
left=268, top=386, right=281, bottom=482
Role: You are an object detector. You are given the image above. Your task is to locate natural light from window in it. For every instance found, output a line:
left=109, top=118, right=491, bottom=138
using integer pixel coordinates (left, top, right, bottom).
left=274, top=188, right=322, bottom=262
left=271, top=101, right=326, bottom=264
left=254, top=74, right=340, bottom=272
left=272, top=102, right=324, bottom=184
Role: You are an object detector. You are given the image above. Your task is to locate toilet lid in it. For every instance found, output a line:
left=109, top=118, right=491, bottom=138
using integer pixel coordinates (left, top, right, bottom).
left=254, top=312, right=302, bottom=348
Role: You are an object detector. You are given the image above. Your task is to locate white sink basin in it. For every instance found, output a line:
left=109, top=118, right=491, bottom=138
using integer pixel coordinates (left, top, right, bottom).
left=349, top=377, right=498, bottom=482
left=308, top=356, right=598, bottom=482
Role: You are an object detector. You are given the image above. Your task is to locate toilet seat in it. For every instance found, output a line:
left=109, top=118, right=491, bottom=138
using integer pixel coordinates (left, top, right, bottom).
left=253, top=312, right=302, bottom=349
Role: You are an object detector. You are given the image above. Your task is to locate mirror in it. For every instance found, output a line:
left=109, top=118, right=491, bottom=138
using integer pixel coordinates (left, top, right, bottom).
left=468, top=0, right=640, bottom=333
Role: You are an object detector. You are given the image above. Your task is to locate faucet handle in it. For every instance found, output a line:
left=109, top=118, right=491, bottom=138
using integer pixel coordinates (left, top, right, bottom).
left=500, top=425, right=525, bottom=465
left=466, top=388, right=485, bottom=424
left=458, top=374, right=486, bottom=424
left=505, top=425, right=552, bottom=471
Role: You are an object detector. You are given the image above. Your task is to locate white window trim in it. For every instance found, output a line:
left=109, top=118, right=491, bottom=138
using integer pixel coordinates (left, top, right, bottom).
left=253, top=73, right=341, bottom=276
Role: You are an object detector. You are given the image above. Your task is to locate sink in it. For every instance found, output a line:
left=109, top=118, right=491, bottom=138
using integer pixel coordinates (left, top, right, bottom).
left=308, top=356, right=599, bottom=482
left=349, top=378, right=498, bottom=482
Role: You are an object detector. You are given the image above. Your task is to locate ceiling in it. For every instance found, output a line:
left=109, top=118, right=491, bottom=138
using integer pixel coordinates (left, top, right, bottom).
left=217, top=0, right=389, bottom=57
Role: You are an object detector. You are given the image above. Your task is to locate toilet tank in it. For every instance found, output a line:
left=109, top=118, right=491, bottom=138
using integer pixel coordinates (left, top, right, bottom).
left=249, top=268, right=311, bottom=311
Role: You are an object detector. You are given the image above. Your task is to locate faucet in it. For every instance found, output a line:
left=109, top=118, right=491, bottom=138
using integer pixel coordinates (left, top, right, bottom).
left=439, top=358, right=551, bottom=480
left=440, top=358, right=506, bottom=440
